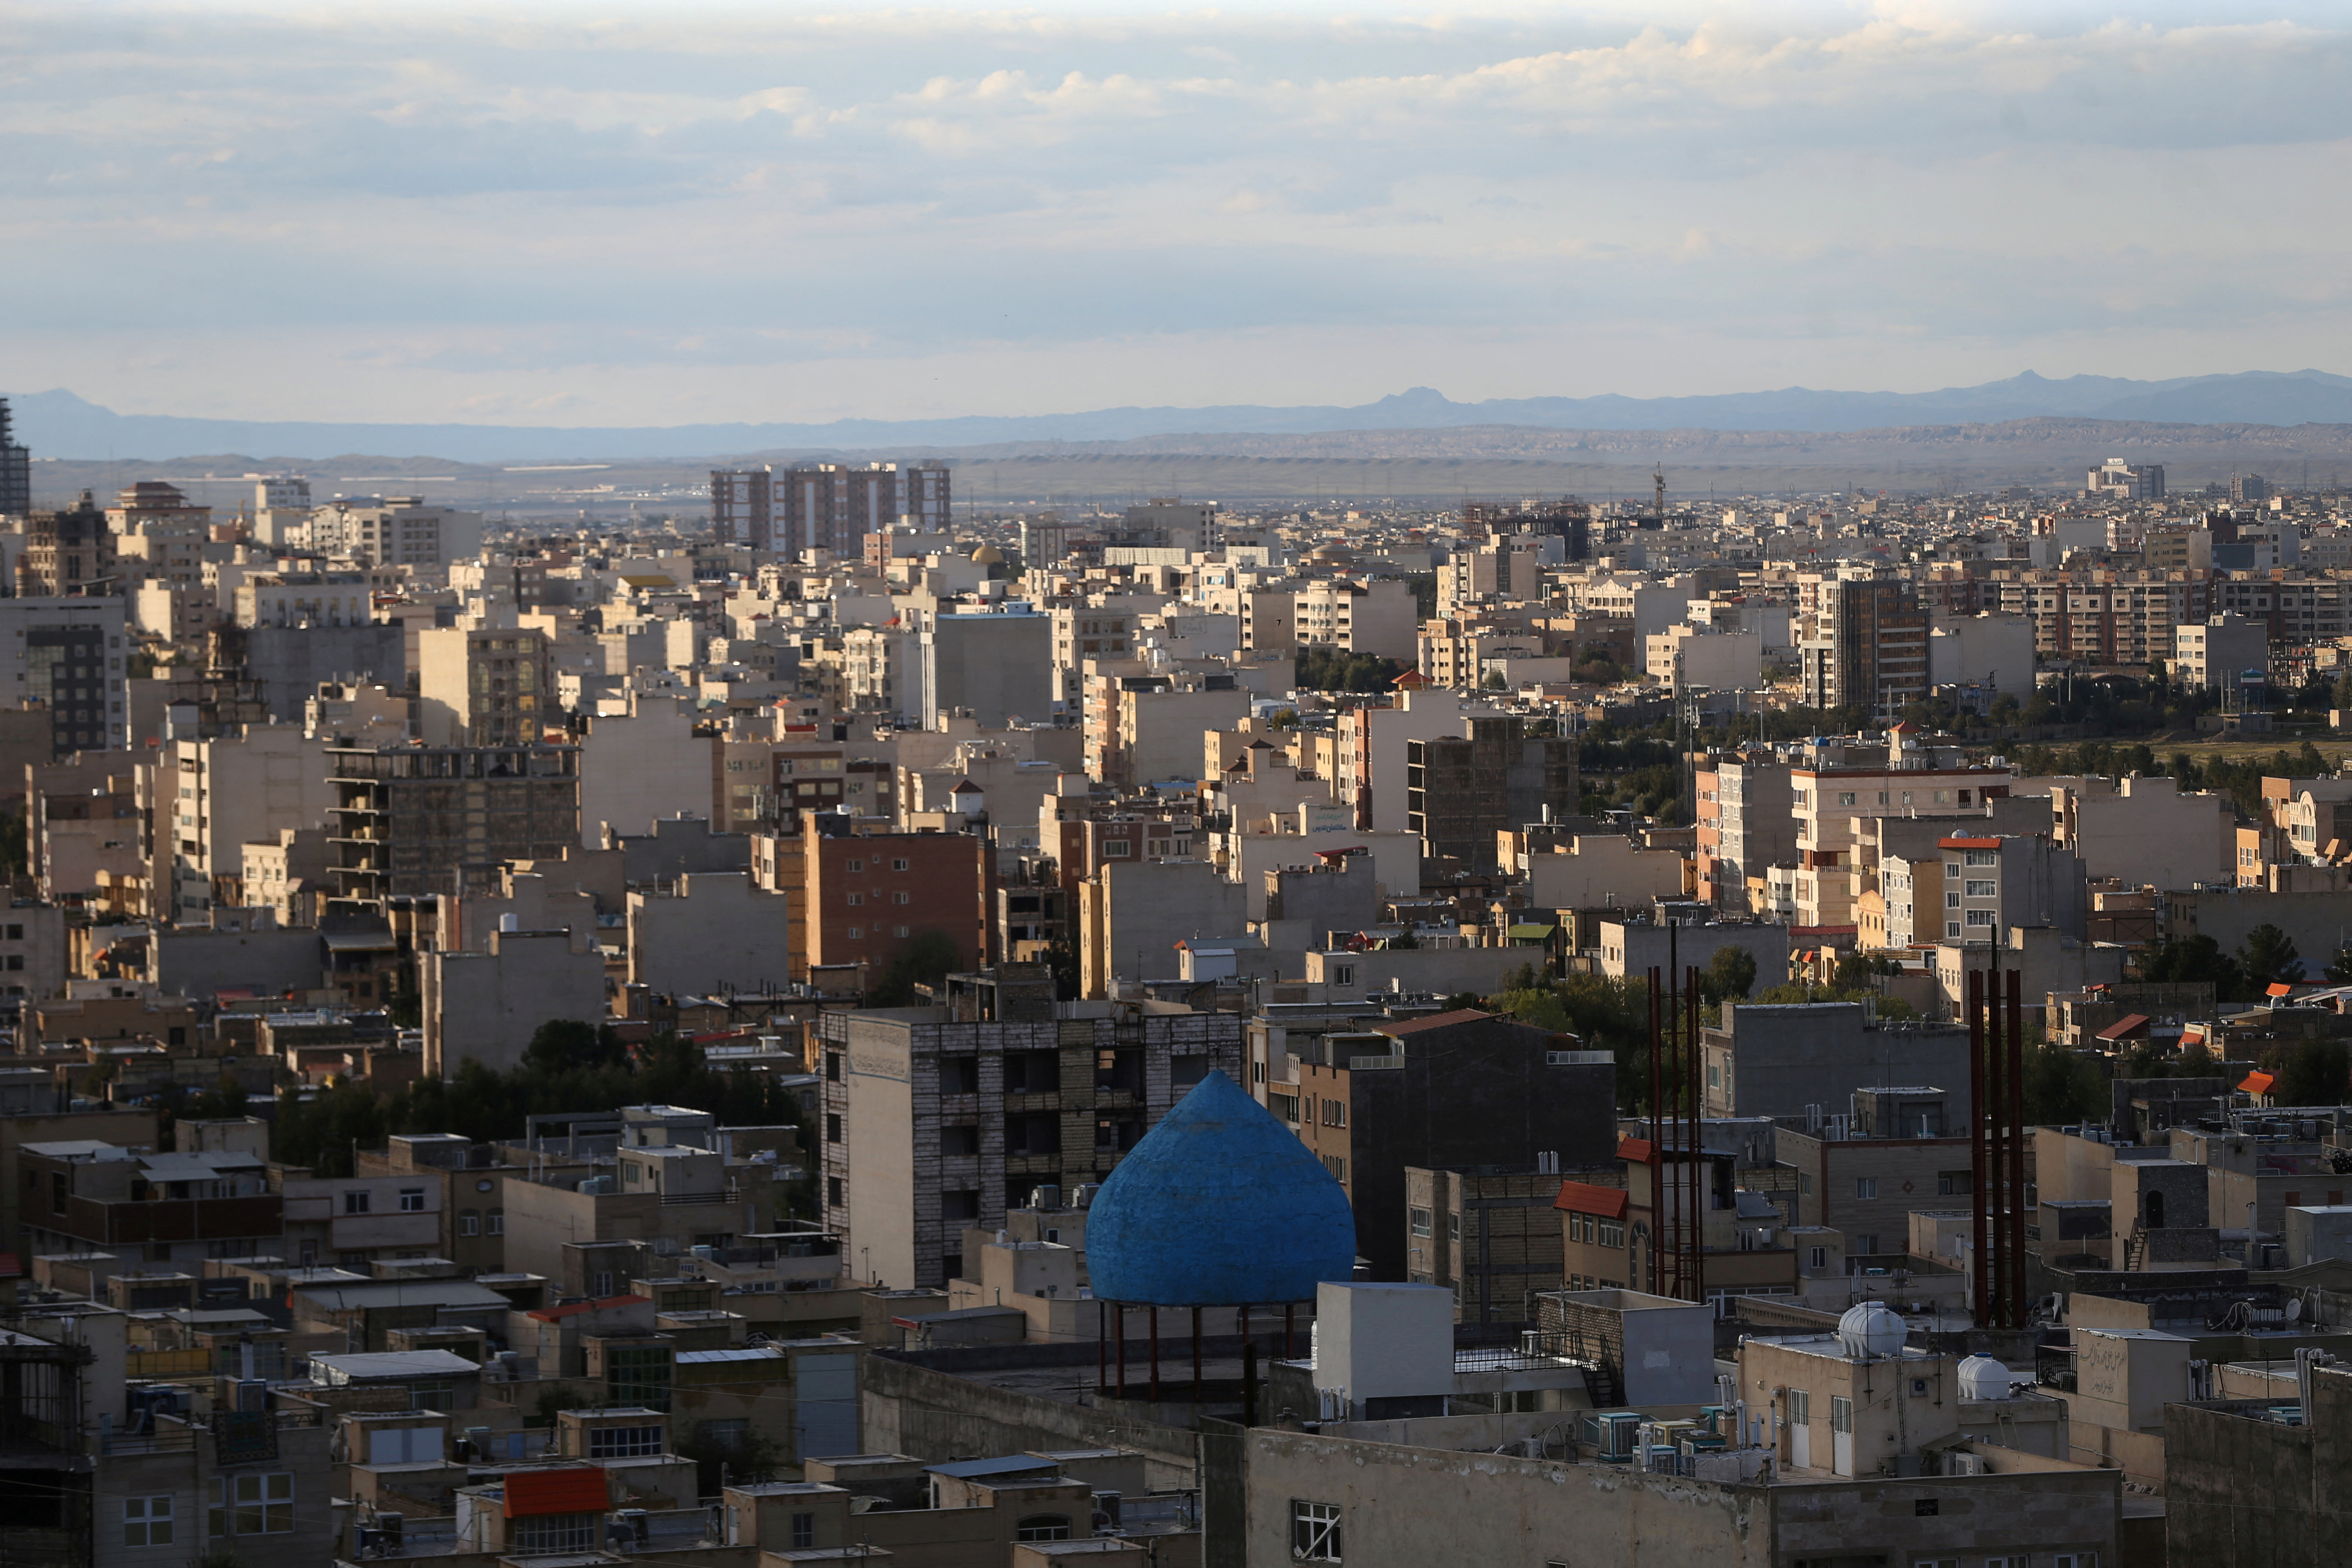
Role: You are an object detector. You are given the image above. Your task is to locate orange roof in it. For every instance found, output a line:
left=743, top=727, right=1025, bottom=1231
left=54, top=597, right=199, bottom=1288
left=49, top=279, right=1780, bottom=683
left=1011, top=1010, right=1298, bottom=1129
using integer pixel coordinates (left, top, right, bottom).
left=504, top=1466, right=609, bottom=1519
left=2268, top=982, right=2295, bottom=998
left=525, top=1294, right=649, bottom=1323
left=1617, top=1136, right=1656, bottom=1163
left=2240, top=1070, right=2276, bottom=1096
left=1939, top=837, right=2001, bottom=850
left=2094, top=1014, right=2151, bottom=1042
left=1554, top=1181, right=1628, bottom=1220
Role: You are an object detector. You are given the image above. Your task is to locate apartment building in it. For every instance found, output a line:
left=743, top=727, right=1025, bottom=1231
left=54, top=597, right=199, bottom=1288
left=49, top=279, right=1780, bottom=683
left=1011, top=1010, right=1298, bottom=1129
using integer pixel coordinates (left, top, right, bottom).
left=163, top=726, right=339, bottom=923
left=417, top=621, right=554, bottom=746
left=1405, top=715, right=1579, bottom=869
left=1787, top=732, right=2018, bottom=928
left=325, top=742, right=581, bottom=908
left=0, top=596, right=129, bottom=755
left=308, top=496, right=485, bottom=568
left=1797, top=574, right=1927, bottom=718
left=815, top=974, right=1242, bottom=1288
left=1988, top=567, right=2210, bottom=664
left=1695, top=752, right=1798, bottom=910
left=777, top=462, right=951, bottom=558
left=710, top=469, right=774, bottom=550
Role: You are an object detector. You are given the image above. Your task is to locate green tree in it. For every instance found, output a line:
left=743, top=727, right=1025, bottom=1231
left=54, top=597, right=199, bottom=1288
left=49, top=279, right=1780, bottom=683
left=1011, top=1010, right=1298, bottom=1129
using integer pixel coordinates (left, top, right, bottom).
left=1699, top=946, right=1758, bottom=1004
left=2334, top=667, right=2352, bottom=711
left=2277, top=1038, right=2350, bottom=1107
left=867, top=930, right=964, bottom=1006
left=2024, top=1037, right=2106, bottom=1125
left=2238, top=924, right=2305, bottom=989
left=2139, top=935, right=2248, bottom=1001
left=2326, top=945, right=2352, bottom=985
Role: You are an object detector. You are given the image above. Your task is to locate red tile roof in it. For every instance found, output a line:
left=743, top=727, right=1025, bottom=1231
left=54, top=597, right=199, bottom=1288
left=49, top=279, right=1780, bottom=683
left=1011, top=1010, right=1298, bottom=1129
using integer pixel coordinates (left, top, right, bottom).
left=525, top=1294, right=649, bottom=1323
left=504, top=1466, right=609, bottom=1518
left=1616, top=1136, right=1655, bottom=1163
left=1554, top=1181, right=1628, bottom=1219
left=2094, top=1013, right=2151, bottom=1042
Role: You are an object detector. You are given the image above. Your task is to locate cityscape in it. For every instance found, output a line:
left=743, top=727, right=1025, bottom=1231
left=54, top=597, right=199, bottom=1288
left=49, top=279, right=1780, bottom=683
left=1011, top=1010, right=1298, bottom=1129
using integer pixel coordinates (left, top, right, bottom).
left=3, top=5, right=2349, bottom=1568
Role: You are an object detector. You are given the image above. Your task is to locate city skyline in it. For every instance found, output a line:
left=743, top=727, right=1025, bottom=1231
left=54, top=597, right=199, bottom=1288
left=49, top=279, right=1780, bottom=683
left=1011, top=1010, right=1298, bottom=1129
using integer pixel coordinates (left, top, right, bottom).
left=11, top=3, right=2352, bottom=426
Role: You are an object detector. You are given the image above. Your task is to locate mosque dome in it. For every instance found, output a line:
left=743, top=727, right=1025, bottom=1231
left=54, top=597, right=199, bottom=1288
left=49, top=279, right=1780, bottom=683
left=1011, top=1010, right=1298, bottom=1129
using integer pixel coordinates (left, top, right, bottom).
left=970, top=543, right=1005, bottom=564
left=1083, top=1069, right=1357, bottom=1306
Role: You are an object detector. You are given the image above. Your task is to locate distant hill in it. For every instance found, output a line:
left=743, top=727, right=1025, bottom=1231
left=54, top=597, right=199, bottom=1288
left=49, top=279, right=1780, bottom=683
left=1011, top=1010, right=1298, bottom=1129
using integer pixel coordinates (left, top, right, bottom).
left=15, top=370, right=2352, bottom=464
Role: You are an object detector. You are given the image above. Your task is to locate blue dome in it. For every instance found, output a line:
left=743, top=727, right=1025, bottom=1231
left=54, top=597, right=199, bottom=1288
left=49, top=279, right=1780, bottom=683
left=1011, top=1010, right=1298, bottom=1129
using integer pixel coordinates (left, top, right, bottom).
left=1084, top=1069, right=1357, bottom=1306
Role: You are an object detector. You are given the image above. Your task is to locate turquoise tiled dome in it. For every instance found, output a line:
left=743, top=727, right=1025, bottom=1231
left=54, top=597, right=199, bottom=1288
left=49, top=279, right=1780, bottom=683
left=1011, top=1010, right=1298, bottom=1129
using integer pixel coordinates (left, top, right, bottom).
left=1084, top=1068, right=1356, bottom=1306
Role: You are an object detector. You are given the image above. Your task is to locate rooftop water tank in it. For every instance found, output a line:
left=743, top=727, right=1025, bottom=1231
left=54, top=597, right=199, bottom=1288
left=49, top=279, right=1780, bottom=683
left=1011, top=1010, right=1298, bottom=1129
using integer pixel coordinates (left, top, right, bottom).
left=1837, top=1302, right=1906, bottom=1360
left=1958, top=1355, right=2012, bottom=1400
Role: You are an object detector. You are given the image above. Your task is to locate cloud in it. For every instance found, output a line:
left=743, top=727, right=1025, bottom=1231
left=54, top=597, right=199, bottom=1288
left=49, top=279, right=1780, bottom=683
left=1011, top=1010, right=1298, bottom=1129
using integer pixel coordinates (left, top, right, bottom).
left=4, top=4, right=2350, bottom=421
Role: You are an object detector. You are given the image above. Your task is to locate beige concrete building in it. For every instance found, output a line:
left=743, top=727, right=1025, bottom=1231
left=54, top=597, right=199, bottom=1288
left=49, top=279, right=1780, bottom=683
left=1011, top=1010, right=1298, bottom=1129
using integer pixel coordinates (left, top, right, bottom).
left=626, top=872, right=793, bottom=998
left=421, top=928, right=607, bottom=1074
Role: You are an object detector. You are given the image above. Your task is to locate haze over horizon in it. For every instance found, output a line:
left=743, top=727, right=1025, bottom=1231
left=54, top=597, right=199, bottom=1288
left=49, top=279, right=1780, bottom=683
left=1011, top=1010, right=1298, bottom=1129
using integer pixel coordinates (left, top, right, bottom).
left=16, top=3, right=2352, bottom=429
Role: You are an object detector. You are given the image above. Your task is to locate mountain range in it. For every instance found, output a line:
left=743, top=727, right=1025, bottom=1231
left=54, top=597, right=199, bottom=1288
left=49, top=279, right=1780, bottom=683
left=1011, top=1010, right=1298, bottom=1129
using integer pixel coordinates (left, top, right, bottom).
left=15, top=370, right=2352, bottom=465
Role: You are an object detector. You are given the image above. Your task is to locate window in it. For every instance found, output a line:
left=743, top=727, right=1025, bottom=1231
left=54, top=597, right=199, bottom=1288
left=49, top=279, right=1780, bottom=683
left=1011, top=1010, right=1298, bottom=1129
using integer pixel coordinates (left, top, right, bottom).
left=1322, top=1099, right=1347, bottom=1128
left=210, top=1472, right=293, bottom=1536
left=343, top=1190, right=371, bottom=1214
left=1965, top=910, right=1997, bottom=927
left=1855, top=1177, right=1878, bottom=1199
left=1947, top=923, right=1962, bottom=938
left=846, top=859, right=864, bottom=872
left=1787, top=1389, right=1809, bottom=1426
left=1808, top=1246, right=1828, bottom=1269
left=1332, top=965, right=1354, bottom=987
left=123, top=1495, right=173, bottom=1548
left=399, top=1188, right=425, bottom=1212
left=826, top=1114, right=843, bottom=1144
left=1597, top=1219, right=1626, bottom=1248
left=2053, top=1555, right=2099, bottom=1568
left=845, top=926, right=862, bottom=940
left=1946, top=890, right=1961, bottom=907
left=1410, top=1207, right=1433, bottom=1236
left=1321, top=1154, right=1348, bottom=1183
left=1798, top=1171, right=1812, bottom=1196
left=1964, top=880, right=1997, bottom=898
left=1837, top=792, right=1857, bottom=807
left=892, top=858, right=909, bottom=872
left=512, top=1514, right=598, bottom=1553
left=588, top=1424, right=664, bottom=1458
left=1965, top=848, right=1996, bottom=865
left=792, top=1513, right=816, bottom=1549
left=1292, top=1500, right=1342, bottom=1561
left=1831, top=1396, right=1853, bottom=1435
left=845, top=893, right=862, bottom=907
left=1016, top=1516, right=1073, bottom=1542
left=487, top=1210, right=504, bottom=1235
left=894, top=892, right=910, bottom=904
left=1448, top=1213, right=1461, bottom=1241
left=459, top=1210, right=480, bottom=1237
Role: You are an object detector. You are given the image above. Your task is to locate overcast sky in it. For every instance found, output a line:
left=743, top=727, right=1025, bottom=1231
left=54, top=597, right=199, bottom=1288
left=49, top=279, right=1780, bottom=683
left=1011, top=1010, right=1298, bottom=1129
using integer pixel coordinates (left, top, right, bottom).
left=8, top=1, right=2351, bottom=426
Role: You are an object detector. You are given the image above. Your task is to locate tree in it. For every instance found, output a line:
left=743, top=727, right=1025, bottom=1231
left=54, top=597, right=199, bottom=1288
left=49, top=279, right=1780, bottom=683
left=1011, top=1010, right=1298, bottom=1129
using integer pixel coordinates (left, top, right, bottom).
left=2334, top=666, right=2352, bottom=711
left=867, top=930, right=964, bottom=1006
left=524, top=1019, right=627, bottom=1075
left=2326, top=945, right=2352, bottom=985
left=1700, top=946, right=1758, bottom=1004
left=2024, top=1036, right=2105, bottom=1124
left=2138, top=935, right=2247, bottom=1001
left=2277, top=1038, right=2350, bottom=1107
left=2238, top=924, right=2305, bottom=989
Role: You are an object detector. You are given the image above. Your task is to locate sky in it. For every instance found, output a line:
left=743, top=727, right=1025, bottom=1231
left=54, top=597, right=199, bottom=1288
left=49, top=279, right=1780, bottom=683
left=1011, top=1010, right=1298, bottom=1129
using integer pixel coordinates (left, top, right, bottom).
left=7, top=1, right=2352, bottom=426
